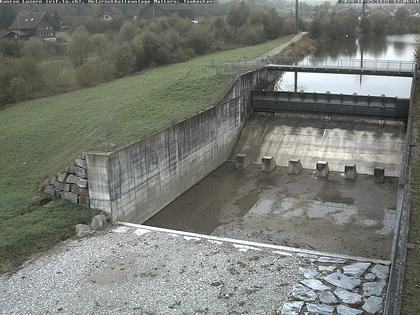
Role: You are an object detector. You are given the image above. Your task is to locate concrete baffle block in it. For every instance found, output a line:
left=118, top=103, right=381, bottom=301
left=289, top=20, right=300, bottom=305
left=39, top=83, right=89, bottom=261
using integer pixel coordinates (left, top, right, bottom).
left=316, top=161, right=329, bottom=178
left=374, top=167, right=385, bottom=183
left=262, top=156, right=276, bottom=172
left=288, top=159, right=303, bottom=175
left=235, top=154, right=250, bottom=170
left=344, top=164, right=357, bottom=181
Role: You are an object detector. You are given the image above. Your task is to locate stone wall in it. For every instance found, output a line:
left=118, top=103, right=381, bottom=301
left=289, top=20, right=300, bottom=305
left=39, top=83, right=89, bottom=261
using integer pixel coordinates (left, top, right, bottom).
left=86, top=67, right=273, bottom=222
left=42, top=156, right=90, bottom=207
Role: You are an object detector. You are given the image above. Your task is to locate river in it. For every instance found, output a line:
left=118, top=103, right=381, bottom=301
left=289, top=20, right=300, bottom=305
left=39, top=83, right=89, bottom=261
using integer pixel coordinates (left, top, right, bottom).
left=275, top=34, right=419, bottom=98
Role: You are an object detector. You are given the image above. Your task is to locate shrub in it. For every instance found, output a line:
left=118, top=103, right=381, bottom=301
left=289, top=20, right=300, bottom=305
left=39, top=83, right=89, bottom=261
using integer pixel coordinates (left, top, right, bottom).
left=23, top=38, right=47, bottom=62
left=0, top=38, right=21, bottom=58
left=76, top=63, right=98, bottom=87
left=96, top=59, right=116, bottom=81
left=56, top=67, right=76, bottom=91
left=7, top=76, right=31, bottom=102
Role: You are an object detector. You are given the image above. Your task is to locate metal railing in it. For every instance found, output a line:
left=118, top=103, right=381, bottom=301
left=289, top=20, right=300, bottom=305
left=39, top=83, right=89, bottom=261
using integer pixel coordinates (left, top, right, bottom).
left=214, top=57, right=418, bottom=75
left=275, top=57, right=417, bottom=73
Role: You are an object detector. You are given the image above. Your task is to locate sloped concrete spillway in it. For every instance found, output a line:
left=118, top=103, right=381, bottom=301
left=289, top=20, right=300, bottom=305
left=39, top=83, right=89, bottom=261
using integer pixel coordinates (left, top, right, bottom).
left=146, top=113, right=403, bottom=260
left=232, top=113, right=405, bottom=177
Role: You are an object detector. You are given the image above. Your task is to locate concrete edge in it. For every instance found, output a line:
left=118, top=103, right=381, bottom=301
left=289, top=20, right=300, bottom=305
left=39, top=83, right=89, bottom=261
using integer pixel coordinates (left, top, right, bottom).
left=118, top=222, right=391, bottom=265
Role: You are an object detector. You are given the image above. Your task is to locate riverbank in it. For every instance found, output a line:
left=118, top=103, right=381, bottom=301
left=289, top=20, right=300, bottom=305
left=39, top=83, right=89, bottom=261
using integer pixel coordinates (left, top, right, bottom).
left=0, top=35, right=297, bottom=274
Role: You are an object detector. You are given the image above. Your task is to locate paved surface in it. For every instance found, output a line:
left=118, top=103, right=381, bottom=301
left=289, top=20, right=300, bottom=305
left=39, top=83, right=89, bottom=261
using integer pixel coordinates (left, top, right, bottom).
left=0, top=225, right=389, bottom=314
left=146, top=163, right=397, bottom=260
left=232, top=113, right=405, bottom=176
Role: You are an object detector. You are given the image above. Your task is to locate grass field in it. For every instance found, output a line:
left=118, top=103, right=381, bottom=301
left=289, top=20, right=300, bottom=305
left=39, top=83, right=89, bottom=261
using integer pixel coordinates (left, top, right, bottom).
left=0, top=35, right=293, bottom=273
left=402, top=84, right=420, bottom=315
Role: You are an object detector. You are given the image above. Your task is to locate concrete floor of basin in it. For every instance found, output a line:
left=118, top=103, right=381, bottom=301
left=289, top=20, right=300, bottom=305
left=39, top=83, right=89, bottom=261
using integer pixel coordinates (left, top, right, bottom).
left=144, top=163, right=398, bottom=260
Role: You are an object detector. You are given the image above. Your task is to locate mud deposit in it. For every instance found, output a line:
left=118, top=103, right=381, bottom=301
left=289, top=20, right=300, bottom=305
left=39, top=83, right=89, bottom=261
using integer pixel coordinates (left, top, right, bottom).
left=144, top=164, right=397, bottom=260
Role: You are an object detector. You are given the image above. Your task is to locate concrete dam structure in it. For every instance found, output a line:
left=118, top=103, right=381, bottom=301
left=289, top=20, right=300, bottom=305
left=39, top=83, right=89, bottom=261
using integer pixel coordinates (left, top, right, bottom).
left=84, top=64, right=414, bottom=314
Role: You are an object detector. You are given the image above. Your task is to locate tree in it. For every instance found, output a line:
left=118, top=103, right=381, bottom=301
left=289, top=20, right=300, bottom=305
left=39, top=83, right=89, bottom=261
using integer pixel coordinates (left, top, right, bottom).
left=227, top=1, right=250, bottom=29
left=111, top=43, right=135, bottom=77
left=23, top=38, right=46, bottom=61
left=395, top=7, right=410, bottom=22
left=68, top=26, right=91, bottom=66
left=119, top=21, right=137, bottom=42
left=186, top=25, right=214, bottom=55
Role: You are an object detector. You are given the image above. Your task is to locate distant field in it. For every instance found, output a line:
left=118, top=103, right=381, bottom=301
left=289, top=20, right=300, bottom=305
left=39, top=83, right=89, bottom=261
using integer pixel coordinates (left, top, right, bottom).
left=0, top=35, right=293, bottom=273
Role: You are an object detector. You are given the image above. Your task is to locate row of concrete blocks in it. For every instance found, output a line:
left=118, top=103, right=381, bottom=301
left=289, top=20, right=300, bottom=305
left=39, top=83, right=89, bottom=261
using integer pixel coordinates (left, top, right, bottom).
left=235, top=154, right=386, bottom=183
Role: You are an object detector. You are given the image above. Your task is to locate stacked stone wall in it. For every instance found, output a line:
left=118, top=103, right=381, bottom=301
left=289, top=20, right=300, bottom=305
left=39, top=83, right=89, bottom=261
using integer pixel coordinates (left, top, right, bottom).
left=42, top=156, right=90, bottom=207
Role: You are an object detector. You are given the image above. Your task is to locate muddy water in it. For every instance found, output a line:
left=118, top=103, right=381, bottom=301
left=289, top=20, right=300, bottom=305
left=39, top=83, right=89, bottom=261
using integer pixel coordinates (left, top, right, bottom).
left=145, top=164, right=398, bottom=260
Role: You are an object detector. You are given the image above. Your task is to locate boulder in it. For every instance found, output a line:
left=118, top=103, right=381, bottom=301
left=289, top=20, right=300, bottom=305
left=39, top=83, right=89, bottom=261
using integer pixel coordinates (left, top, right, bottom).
left=68, top=166, right=88, bottom=179
left=91, top=214, right=107, bottom=230
left=324, top=272, right=361, bottom=290
left=79, top=196, right=90, bottom=207
left=57, top=172, right=67, bottom=183
left=371, top=264, right=389, bottom=280
left=301, top=279, right=330, bottom=291
left=44, top=184, right=55, bottom=196
left=343, top=262, right=371, bottom=277
left=291, top=284, right=317, bottom=301
left=61, top=192, right=79, bottom=203
left=280, top=301, right=304, bottom=315
left=337, top=305, right=363, bottom=315
left=363, top=281, right=386, bottom=297
left=66, top=174, right=88, bottom=188
left=53, top=181, right=65, bottom=191
left=362, top=296, right=383, bottom=314
left=334, top=288, right=362, bottom=304
left=71, top=185, right=89, bottom=196
left=75, top=158, right=87, bottom=169
left=318, top=291, right=337, bottom=304
left=75, top=224, right=91, bottom=238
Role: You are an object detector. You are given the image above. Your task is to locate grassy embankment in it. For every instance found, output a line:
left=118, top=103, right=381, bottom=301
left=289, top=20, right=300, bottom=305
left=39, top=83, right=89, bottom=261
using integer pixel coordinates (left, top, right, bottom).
left=402, top=83, right=420, bottom=314
left=0, top=35, right=293, bottom=273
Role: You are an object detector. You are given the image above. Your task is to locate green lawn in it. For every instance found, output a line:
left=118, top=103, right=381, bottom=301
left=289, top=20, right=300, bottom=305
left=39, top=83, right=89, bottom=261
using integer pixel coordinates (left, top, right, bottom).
left=402, top=84, right=420, bottom=315
left=0, top=35, right=293, bottom=273
left=56, top=31, right=72, bottom=43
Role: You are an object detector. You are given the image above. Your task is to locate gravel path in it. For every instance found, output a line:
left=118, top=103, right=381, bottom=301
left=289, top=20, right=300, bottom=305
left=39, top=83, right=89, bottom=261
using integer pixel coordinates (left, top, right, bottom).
left=0, top=225, right=390, bottom=314
left=255, top=32, right=308, bottom=63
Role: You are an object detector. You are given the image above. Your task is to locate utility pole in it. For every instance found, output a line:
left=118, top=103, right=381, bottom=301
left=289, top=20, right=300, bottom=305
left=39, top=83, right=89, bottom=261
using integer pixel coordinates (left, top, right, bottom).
left=295, top=0, right=299, bottom=34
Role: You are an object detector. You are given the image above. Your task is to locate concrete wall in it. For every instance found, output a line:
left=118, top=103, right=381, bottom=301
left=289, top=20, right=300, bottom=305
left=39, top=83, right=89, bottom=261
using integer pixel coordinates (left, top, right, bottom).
left=86, top=68, right=272, bottom=222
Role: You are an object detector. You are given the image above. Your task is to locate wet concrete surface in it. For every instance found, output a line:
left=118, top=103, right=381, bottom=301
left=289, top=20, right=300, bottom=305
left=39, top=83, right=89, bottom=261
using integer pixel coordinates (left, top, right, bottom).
left=231, top=113, right=406, bottom=176
left=145, top=164, right=398, bottom=260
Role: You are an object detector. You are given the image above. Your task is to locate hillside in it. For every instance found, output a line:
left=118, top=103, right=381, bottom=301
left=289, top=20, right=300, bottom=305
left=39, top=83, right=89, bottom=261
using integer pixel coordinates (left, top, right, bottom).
left=0, top=35, right=293, bottom=273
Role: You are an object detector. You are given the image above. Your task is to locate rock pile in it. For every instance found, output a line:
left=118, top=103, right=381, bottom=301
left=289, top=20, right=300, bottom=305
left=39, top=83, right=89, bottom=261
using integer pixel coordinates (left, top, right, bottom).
left=281, top=256, right=390, bottom=315
left=42, top=156, right=90, bottom=207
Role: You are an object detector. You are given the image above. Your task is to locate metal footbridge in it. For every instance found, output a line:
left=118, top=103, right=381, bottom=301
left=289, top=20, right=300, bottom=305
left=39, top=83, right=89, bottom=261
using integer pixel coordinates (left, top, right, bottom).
left=219, top=58, right=418, bottom=78
left=267, top=58, right=417, bottom=77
